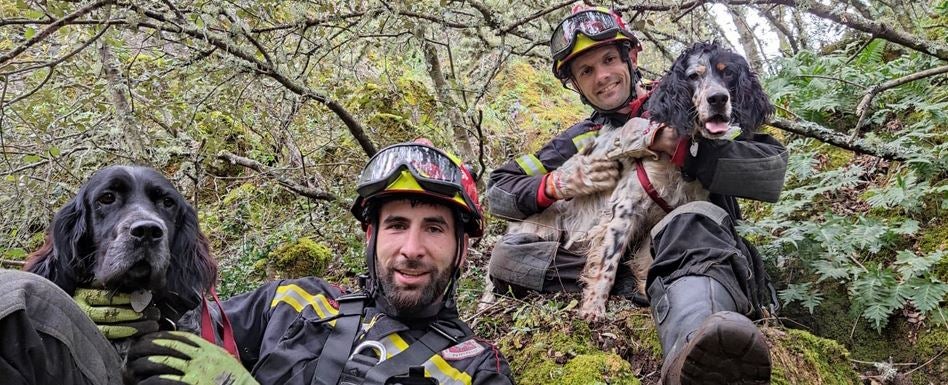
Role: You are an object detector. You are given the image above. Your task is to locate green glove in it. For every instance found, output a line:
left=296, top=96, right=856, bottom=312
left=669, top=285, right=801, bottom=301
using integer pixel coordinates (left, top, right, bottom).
left=125, top=331, right=257, bottom=385
left=73, top=288, right=160, bottom=339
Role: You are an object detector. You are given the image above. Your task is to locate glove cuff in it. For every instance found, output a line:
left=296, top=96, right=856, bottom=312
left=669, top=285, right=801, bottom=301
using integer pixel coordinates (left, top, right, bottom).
left=537, top=173, right=558, bottom=207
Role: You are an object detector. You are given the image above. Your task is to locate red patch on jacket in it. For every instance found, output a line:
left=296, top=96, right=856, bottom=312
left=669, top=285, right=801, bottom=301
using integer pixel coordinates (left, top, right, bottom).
left=440, top=339, right=485, bottom=361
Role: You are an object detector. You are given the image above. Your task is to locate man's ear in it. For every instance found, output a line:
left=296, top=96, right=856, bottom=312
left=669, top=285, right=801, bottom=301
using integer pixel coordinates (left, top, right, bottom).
left=364, top=224, right=373, bottom=245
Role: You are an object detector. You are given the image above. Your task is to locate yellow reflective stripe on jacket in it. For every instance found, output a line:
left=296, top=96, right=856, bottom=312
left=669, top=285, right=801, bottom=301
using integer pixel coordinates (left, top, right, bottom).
left=270, top=284, right=339, bottom=324
left=514, top=154, right=547, bottom=176
left=378, top=332, right=472, bottom=385
left=572, top=131, right=598, bottom=153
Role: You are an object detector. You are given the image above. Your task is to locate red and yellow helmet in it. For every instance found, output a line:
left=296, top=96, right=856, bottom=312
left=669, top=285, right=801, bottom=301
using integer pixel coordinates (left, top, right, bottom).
left=551, top=4, right=641, bottom=80
left=350, top=141, right=484, bottom=237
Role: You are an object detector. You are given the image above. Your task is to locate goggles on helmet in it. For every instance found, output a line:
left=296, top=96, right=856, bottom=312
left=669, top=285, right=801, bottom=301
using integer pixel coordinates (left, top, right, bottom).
left=354, top=143, right=482, bottom=236
left=550, top=9, right=633, bottom=63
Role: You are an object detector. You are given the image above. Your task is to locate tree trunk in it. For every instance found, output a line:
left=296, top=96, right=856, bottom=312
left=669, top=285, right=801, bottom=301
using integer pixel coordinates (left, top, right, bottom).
left=97, top=9, right=146, bottom=159
left=728, top=6, right=765, bottom=73
left=417, top=27, right=475, bottom=159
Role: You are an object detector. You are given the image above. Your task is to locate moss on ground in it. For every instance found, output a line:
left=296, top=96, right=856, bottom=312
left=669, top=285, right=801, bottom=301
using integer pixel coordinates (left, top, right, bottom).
left=257, top=237, right=332, bottom=279
left=485, top=295, right=865, bottom=384
left=768, top=328, right=860, bottom=385
left=498, top=318, right=641, bottom=385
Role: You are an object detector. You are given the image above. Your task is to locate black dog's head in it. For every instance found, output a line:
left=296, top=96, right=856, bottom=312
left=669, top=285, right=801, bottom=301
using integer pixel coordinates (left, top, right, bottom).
left=26, top=165, right=216, bottom=320
left=648, top=41, right=774, bottom=140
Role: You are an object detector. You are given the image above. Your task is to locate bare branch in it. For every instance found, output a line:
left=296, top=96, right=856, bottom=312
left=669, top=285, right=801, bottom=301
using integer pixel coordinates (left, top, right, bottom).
left=1, top=66, right=55, bottom=108
left=769, top=118, right=906, bottom=161
left=134, top=6, right=378, bottom=156
left=0, top=24, right=110, bottom=76
left=499, top=0, right=573, bottom=35
left=251, top=11, right=366, bottom=33
left=217, top=151, right=336, bottom=201
left=613, top=0, right=948, bottom=60
left=854, top=64, right=948, bottom=135
left=0, top=0, right=115, bottom=67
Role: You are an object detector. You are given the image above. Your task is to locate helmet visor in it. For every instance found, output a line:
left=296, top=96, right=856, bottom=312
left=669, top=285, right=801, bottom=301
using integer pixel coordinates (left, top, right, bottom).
left=357, top=144, right=465, bottom=202
left=550, top=10, right=623, bottom=62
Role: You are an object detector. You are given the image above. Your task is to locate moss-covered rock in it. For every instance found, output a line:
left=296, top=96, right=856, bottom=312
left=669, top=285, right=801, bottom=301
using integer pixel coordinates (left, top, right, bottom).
left=769, top=328, right=860, bottom=385
left=498, top=318, right=641, bottom=385
left=258, top=237, right=332, bottom=279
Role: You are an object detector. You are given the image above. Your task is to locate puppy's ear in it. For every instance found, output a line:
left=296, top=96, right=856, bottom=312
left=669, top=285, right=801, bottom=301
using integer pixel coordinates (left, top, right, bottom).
left=165, top=200, right=217, bottom=317
left=25, top=195, right=90, bottom=294
left=733, top=56, right=774, bottom=133
left=648, top=48, right=698, bottom=135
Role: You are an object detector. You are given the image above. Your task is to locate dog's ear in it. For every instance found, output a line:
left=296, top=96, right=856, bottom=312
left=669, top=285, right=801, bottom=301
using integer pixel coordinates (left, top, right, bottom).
left=25, top=194, right=90, bottom=294
left=648, top=49, right=697, bottom=135
left=732, top=55, right=774, bottom=134
left=164, top=199, right=217, bottom=318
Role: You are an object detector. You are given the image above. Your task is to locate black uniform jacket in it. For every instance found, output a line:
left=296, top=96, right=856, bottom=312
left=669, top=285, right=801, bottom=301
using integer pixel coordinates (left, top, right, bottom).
left=217, top=277, right=514, bottom=385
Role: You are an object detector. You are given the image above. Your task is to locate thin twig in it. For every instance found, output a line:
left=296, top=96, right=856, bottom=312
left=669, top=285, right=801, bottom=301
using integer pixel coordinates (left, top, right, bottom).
left=1, top=67, right=55, bottom=108
left=217, top=151, right=337, bottom=201
left=0, top=24, right=110, bottom=76
left=853, top=64, right=948, bottom=137
left=0, top=0, right=115, bottom=66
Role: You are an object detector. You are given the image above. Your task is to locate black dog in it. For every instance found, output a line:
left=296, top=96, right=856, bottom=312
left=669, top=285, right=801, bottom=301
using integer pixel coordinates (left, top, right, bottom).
left=648, top=41, right=774, bottom=140
left=26, top=165, right=216, bottom=322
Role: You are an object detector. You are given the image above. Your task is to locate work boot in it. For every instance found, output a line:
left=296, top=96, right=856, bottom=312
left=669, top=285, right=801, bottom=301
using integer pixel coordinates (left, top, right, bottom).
left=648, top=275, right=771, bottom=385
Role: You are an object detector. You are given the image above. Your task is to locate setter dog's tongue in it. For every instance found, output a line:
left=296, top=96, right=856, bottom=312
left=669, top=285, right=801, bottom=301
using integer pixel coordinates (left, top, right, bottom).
left=705, top=121, right=729, bottom=134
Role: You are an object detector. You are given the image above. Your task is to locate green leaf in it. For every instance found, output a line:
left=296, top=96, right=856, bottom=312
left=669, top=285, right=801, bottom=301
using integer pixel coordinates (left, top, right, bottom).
left=894, top=250, right=946, bottom=279
left=48, top=146, right=61, bottom=157
left=903, top=277, right=948, bottom=313
left=23, top=27, right=35, bottom=39
left=23, top=154, right=41, bottom=163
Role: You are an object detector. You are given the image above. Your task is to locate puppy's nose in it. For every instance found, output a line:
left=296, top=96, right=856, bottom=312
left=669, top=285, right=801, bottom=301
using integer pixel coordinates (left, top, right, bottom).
left=130, top=220, right=165, bottom=242
left=707, top=93, right=729, bottom=108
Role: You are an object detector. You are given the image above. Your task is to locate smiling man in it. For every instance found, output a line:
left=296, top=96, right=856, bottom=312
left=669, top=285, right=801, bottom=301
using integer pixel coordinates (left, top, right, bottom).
left=123, top=141, right=514, bottom=385
left=485, top=3, right=787, bottom=385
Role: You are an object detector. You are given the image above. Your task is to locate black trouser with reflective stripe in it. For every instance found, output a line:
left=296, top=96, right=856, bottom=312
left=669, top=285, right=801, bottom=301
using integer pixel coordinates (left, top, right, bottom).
left=646, top=201, right=771, bottom=318
left=0, top=270, right=122, bottom=385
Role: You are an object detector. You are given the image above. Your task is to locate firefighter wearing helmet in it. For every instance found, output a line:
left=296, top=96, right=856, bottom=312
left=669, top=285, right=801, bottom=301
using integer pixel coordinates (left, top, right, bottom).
left=485, top=3, right=785, bottom=385
left=121, top=140, right=514, bottom=385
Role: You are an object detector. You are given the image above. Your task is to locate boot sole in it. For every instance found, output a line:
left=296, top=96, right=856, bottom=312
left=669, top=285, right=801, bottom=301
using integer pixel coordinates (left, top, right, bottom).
left=679, top=312, right=771, bottom=385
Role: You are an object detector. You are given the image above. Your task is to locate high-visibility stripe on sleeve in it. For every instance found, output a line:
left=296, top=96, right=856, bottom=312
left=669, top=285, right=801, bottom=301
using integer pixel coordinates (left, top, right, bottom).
left=380, top=333, right=473, bottom=385
left=572, top=131, right=598, bottom=153
left=514, top=154, right=548, bottom=176
left=270, top=284, right=339, bottom=324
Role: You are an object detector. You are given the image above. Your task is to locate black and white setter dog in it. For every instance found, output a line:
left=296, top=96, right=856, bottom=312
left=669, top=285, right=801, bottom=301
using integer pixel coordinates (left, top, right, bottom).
left=25, top=165, right=217, bottom=326
left=506, top=41, right=774, bottom=321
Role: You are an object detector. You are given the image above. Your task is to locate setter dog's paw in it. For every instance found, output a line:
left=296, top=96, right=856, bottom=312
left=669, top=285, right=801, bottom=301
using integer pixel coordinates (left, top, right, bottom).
left=579, top=298, right=607, bottom=322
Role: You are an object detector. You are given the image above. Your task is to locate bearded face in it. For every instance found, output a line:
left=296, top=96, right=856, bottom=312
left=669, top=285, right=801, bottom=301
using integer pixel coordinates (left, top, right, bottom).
left=373, top=199, right=465, bottom=314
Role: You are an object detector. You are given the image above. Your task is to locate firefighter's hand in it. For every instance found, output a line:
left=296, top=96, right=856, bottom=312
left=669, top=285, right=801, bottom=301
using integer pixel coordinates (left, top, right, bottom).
left=124, top=331, right=257, bottom=385
left=607, top=118, right=661, bottom=160
left=73, top=288, right=160, bottom=340
left=545, top=154, right=619, bottom=200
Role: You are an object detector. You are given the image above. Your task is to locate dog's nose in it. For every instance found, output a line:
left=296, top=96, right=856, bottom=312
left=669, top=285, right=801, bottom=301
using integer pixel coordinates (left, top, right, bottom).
left=707, top=93, right=729, bottom=107
left=130, top=220, right=165, bottom=242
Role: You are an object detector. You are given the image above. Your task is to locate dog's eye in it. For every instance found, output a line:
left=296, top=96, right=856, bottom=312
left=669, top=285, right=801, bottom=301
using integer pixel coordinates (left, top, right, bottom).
left=687, top=73, right=700, bottom=81
left=162, top=197, right=176, bottom=208
left=97, top=193, right=115, bottom=205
